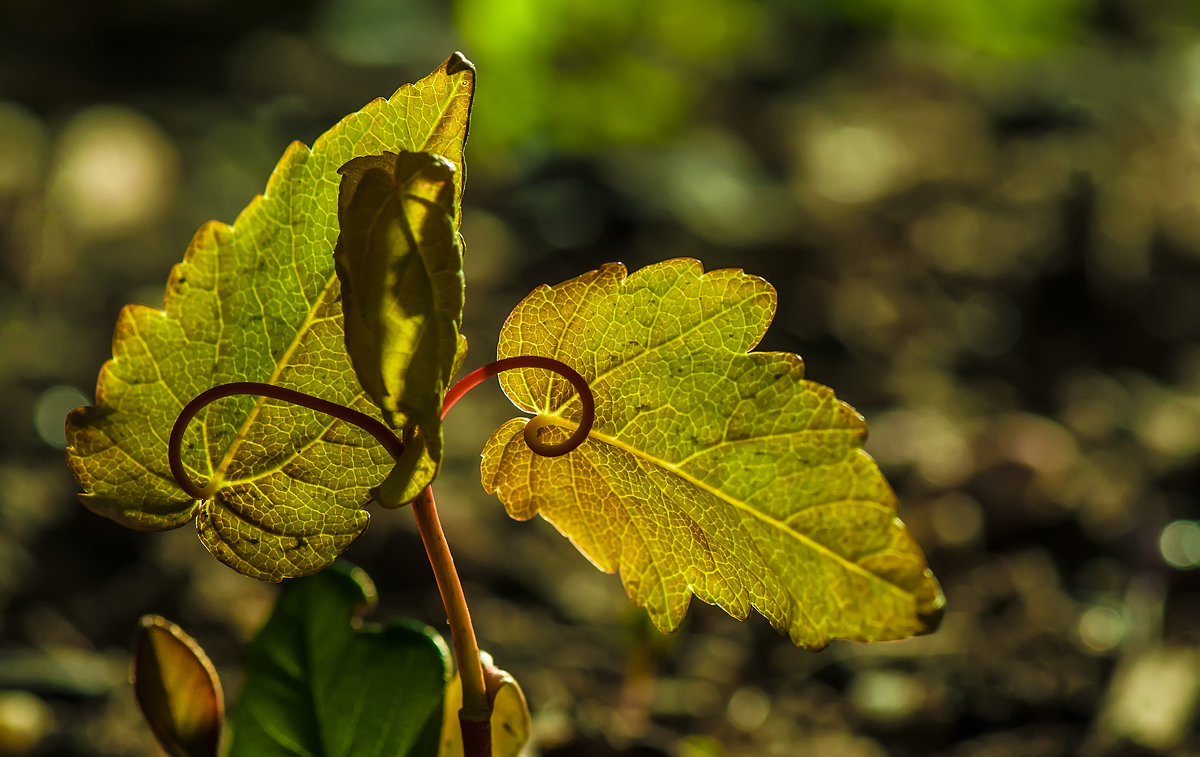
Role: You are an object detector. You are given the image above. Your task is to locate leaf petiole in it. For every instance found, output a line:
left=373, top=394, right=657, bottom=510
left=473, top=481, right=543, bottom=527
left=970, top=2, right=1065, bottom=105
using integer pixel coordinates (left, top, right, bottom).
left=411, top=486, right=492, bottom=752
left=429, top=355, right=594, bottom=756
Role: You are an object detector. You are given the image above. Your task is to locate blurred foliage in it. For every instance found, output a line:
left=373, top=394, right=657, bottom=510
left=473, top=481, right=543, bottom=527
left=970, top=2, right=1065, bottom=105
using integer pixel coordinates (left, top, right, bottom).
left=454, top=0, right=765, bottom=156
left=3, top=0, right=1200, bottom=755
left=809, top=0, right=1098, bottom=58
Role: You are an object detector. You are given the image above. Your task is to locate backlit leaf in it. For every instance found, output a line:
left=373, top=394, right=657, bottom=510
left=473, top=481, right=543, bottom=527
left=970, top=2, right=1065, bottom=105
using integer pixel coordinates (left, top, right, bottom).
left=438, top=654, right=531, bottom=757
left=132, top=616, right=224, bottom=757
left=64, top=54, right=475, bottom=580
left=481, top=258, right=944, bottom=648
left=334, top=151, right=465, bottom=508
left=227, top=561, right=448, bottom=757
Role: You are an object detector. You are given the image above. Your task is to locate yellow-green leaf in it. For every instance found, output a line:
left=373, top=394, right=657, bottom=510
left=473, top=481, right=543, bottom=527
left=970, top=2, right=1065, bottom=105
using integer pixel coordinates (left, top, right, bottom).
left=375, top=332, right=470, bottom=507
left=132, top=615, right=224, bottom=757
left=334, top=151, right=465, bottom=507
left=438, top=655, right=530, bottom=757
left=481, top=258, right=944, bottom=648
left=65, top=54, right=475, bottom=581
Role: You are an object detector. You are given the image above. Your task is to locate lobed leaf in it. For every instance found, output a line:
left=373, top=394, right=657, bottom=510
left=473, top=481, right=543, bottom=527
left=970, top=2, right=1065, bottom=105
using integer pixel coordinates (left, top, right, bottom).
left=334, top=151, right=466, bottom=508
left=481, top=258, right=944, bottom=648
left=226, top=562, right=448, bottom=757
left=65, top=54, right=475, bottom=580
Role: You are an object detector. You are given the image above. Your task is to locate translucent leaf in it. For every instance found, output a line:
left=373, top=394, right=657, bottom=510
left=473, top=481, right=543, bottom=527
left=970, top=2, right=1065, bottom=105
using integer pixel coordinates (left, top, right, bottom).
left=226, top=562, right=448, bottom=757
left=481, top=258, right=944, bottom=648
left=438, top=654, right=531, bottom=757
left=334, top=151, right=465, bottom=507
left=64, top=54, right=475, bottom=580
left=132, top=616, right=223, bottom=757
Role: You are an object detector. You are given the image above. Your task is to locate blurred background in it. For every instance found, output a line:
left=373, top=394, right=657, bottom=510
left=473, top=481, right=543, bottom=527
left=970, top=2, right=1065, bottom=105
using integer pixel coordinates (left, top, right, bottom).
left=3, top=0, right=1200, bottom=754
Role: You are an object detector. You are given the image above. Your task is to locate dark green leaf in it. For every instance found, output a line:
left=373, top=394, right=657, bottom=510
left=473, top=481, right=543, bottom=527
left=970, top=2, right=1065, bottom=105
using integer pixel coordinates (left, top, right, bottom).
left=227, top=562, right=448, bottom=757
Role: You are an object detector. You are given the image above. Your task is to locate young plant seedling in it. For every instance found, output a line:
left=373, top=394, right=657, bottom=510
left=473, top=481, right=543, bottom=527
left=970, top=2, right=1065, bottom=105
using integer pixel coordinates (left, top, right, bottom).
left=65, top=54, right=944, bottom=757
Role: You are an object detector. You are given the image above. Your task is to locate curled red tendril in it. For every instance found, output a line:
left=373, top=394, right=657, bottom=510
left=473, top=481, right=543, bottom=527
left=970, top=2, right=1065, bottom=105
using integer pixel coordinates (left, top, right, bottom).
left=441, top=355, right=595, bottom=457
left=167, top=382, right=403, bottom=500
left=167, top=357, right=594, bottom=500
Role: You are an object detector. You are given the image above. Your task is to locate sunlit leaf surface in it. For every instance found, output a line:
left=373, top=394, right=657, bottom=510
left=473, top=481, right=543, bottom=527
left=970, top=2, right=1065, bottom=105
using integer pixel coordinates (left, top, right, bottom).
left=227, top=562, right=448, bottom=757
left=334, top=151, right=465, bottom=507
left=132, top=616, right=224, bottom=757
left=438, top=653, right=531, bottom=757
left=482, top=258, right=944, bottom=647
left=65, top=55, right=475, bottom=580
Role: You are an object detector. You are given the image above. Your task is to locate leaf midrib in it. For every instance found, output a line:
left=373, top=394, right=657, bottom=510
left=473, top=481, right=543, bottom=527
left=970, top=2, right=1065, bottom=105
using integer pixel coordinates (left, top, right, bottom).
left=537, top=416, right=915, bottom=600
left=209, top=273, right=342, bottom=490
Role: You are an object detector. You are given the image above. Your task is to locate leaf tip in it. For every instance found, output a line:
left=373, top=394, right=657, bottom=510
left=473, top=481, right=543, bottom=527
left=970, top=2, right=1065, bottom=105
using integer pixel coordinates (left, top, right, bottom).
left=445, top=51, right=475, bottom=77
left=136, top=614, right=162, bottom=632
left=63, top=402, right=98, bottom=436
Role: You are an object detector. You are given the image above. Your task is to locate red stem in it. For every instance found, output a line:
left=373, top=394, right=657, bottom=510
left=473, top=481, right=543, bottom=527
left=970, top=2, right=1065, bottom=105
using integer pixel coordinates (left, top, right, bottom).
left=434, top=355, right=595, bottom=757
left=411, top=487, right=491, bottom=729
left=166, top=358, right=595, bottom=757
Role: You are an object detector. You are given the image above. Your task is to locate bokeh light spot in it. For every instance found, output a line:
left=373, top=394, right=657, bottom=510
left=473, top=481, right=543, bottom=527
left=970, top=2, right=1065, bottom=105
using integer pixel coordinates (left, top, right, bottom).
left=0, top=691, right=53, bottom=753
left=33, top=385, right=89, bottom=449
left=929, top=492, right=985, bottom=547
left=850, top=669, right=926, bottom=723
left=48, top=106, right=178, bottom=240
left=726, top=686, right=770, bottom=731
left=1159, top=520, right=1200, bottom=569
left=807, top=124, right=900, bottom=204
left=1078, top=605, right=1127, bottom=653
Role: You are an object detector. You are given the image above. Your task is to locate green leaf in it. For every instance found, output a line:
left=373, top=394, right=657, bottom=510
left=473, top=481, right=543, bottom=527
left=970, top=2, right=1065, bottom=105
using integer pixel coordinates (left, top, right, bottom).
left=481, top=258, right=944, bottom=648
left=64, top=54, right=475, bottom=580
left=375, top=333, right=470, bottom=507
left=227, top=562, right=448, bottom=757
left=334, top=151, right=465, bottom=507
left=132, top=616, right=224, bottom=757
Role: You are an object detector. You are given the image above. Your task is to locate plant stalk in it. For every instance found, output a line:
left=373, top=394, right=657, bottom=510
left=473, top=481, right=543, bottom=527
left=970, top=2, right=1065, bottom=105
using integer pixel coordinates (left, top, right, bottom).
left=411, top=487, right=490, bottom=726
left=429, top=354, right=596, bottom=756
left=167, top=356, right=595, bottom=757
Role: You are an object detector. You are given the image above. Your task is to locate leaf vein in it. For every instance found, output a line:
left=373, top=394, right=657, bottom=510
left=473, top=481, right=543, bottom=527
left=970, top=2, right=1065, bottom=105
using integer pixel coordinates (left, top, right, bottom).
left=550, top=291, right=765, bottom=416
left=563, top=420, right=913, bottom=599
left=211, top=274, right=341, bottom=487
